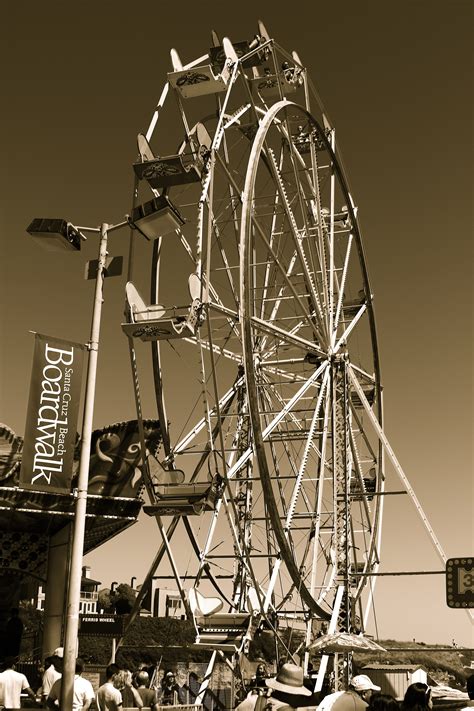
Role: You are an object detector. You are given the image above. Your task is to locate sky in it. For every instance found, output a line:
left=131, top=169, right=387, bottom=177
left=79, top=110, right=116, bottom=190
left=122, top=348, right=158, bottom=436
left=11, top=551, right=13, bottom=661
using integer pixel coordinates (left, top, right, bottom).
left=1, top=1, right=472, bottom=648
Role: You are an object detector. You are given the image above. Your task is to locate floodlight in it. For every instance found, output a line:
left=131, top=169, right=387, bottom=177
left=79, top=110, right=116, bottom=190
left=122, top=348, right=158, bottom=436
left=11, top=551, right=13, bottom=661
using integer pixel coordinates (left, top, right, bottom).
left=130, top=195, right=185, bottom=240
left=26, top=218, right=84, bottom=251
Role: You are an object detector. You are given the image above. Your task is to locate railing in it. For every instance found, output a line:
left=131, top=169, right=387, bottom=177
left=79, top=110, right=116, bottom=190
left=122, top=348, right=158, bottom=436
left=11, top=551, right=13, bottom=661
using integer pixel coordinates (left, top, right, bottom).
left=81, top=590, right=99, bottom=600
left=124, top=707, right=203, bottom=711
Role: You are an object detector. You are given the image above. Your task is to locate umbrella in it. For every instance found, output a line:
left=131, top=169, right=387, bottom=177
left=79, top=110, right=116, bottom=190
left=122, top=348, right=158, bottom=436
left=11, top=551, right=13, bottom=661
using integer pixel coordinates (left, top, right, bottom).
left=308, top=632, right=386, bottom=653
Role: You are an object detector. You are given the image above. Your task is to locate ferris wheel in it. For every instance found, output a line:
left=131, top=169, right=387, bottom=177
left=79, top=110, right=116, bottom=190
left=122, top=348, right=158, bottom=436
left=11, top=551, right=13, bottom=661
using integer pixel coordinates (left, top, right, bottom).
left=123, top=22, right=386, bottom=670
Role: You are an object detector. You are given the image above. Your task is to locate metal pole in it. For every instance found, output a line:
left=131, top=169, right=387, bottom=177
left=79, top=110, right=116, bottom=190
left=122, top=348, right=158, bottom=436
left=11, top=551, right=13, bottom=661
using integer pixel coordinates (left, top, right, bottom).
left=60, top=223, right=109, bottom=710
left=347, top=364, right=474, bottom=626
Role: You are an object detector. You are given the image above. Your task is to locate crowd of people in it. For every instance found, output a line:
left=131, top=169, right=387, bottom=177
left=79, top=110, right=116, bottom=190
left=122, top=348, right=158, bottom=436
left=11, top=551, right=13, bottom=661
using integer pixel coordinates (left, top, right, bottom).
left=0, top=649, right=188, bottom=711
left=236, top=664, right=474, bottom=711
left=1, top=651, right=473, bottom=711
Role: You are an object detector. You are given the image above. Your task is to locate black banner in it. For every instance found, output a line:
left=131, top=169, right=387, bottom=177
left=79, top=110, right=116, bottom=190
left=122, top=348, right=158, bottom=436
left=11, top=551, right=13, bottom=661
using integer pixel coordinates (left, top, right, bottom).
left=79, top=614, right=125, bottom=637
left=20, top=334, right=84, bottom=493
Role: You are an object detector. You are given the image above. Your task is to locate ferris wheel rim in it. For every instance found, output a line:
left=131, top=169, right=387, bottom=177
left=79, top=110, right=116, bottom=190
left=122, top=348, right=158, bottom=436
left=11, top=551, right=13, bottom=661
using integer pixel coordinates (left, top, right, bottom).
left=239, top=99, right=384, bottom=624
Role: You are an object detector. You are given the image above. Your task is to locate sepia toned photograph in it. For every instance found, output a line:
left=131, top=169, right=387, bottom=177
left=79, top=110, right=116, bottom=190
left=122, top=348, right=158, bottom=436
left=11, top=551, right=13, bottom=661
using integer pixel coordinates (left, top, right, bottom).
left=0, top=2, right=472, bottom=709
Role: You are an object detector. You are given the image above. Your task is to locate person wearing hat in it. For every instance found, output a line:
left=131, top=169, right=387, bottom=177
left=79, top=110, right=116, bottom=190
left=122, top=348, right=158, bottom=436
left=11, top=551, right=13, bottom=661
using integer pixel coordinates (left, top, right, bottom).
left=317, top=674, right=381, bottom=711
left=236, top=663, right=311, bottom=711
left=160, top=670, right=183, bottom=706
left=266, top=663, right=313, bottom=711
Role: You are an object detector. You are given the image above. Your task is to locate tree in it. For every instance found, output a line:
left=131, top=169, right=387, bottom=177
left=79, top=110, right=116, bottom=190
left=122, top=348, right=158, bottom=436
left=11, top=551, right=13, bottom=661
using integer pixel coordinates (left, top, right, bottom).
left=112, top=583, right=137, bottom=615
left=98, top=583, right=138, bottom=614
left=98, top=588, right=114, bottom=613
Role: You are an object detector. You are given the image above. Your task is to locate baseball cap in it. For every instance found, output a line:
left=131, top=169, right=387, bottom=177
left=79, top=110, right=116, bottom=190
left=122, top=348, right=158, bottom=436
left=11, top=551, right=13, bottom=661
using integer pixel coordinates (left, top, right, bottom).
left=53, top=647, right=64, bottom=658
left=350, top=674, right=380, bottom=692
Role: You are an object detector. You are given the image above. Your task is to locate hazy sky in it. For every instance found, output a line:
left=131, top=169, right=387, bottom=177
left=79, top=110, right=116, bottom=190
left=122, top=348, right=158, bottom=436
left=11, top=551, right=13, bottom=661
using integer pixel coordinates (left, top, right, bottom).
left=1, top=1, right=472, bottom=647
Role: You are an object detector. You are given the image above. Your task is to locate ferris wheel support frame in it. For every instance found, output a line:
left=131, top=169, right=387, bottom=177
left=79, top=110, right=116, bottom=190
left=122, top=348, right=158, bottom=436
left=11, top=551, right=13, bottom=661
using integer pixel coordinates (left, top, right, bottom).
left=347, top=366, right=474, bottom=625
left=332, top=358, right=353, bottom=688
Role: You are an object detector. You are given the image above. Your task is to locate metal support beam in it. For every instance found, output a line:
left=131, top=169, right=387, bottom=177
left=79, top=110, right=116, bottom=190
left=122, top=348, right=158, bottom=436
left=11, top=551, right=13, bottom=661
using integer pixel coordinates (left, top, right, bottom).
left=331, top=359, right=352, bottom=688
left=347, top=365, right=474, bottom=624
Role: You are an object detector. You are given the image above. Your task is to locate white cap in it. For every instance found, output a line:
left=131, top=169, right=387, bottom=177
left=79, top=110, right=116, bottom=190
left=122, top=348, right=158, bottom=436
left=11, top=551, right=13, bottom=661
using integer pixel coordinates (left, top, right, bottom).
left=53, top=647, right=64, bottom=658
left=350, top=675, right=380, bottom=692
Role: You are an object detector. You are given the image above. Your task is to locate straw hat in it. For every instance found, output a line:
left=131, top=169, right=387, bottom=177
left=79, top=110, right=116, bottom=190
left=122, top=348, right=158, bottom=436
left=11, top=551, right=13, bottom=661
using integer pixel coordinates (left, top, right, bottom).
left=266, top=663, right=312, bottom=696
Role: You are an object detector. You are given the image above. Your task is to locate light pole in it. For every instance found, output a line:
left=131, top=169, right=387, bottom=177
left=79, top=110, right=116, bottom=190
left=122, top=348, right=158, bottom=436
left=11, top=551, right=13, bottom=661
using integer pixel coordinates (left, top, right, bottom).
left=27, top=218, right=126, bottom=710
left=27, top=196, right=183, bottom=710
left=61, top=220, right=109, bottom=710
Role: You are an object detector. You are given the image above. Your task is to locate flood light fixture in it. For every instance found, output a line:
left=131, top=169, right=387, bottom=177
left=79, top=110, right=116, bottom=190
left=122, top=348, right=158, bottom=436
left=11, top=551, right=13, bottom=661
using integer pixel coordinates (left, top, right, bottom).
left=26, top=218, right=85, bottom=251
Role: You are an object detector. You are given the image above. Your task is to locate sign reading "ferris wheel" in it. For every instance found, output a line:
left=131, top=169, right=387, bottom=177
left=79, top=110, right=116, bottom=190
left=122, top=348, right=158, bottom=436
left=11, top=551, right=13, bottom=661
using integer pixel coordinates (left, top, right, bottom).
left=446, top=557, right=474, bottom=608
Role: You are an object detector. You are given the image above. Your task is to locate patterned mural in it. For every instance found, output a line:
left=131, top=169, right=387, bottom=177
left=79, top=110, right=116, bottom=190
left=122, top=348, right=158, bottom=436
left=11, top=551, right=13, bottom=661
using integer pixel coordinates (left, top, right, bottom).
left=0, top=531, right=49, bottom=579
left=0, top=419, right=162, bottom=498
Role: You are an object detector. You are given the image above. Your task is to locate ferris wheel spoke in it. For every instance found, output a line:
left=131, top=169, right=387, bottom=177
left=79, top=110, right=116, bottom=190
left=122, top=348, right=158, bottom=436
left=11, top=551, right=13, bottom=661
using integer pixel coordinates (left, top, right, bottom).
left=259, top=147, right=285, bottom=323
left=207, top=301, right=239, bottom=322
left=308, top=147, right=331, bottom=312
left=332, top=233, right=354, bottom=345
left=258, top=374, right=324, bottom=468
left=305, top=386, right=332, bottom=605
left=259, top=251, right=299, bottom=353
left=173, top=374, right=243, bottom=456
left=255, top=367, right=334, bottom=609
left=327, top=128, right=336, bottom=339
left=263, top=145, right=328, bottom=341
left=249, top=315, right=324, bottom=356
left=282, top=367, right=330, bottom=529
left=280, top=117, right=329, bottom=327
left=176, top=225, right=198, bottom=265
left=210, top=220, right=239, bottom=309
left=350, top=404, right=378, bottom=465
left=182, top=334, right=241, bottom=364
left=250, top=215, right=323, bottom=343
left=224, top=361, right=328, bottom=483
left=332, top=303, right=367, bottom=353
left=349, top=433, right=373, bottom=524
left=276, top=114, right=330, bottom=321
left=260, top=364, right=315, bottom=388
left=258, top=360, right=328, bottom=435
